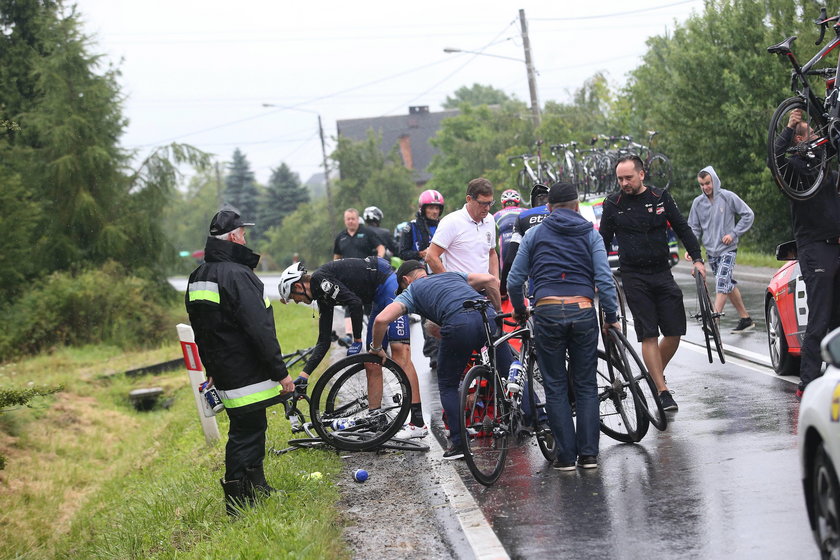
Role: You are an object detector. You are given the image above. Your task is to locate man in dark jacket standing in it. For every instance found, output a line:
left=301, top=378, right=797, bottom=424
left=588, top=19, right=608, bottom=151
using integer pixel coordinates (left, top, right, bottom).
left=186, top=209, right=295, bottom=515
left=600, top=155, right=705, bottom=412
left=507, top=182, right=620, bottom=471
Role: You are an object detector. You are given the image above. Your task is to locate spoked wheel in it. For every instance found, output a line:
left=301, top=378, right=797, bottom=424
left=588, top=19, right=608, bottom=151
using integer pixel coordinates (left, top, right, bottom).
left=459, top=364, right=510, bottom=486
left=693, top=273, right=726, bottom=364
left=646, top=153, right=672, bottom=190
left=521, top=333, right=555, bottom=461
left=598, top=274, right=628, bottom=333
left=596, top=348, right=648, bottom=443
left=309, top=354, right=411, bottom=451
left=607, top=329, right=667, bottom=431
left=767, top=96, right=833, bottom=201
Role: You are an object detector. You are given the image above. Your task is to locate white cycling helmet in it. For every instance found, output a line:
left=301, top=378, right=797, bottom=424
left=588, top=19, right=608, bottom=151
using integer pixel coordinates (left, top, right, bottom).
left=278, top=262, right=307, bottom=303
left=363, top=206, right=383, bottom=224
left=500, top=189, right=521, bottom=207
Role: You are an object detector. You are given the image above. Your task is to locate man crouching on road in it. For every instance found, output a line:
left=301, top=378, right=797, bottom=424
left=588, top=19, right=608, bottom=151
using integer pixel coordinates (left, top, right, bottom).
left=507, top=182, right=621, bottom=471
left=368, top=260, right=513, bottom=459
left=186, top=209, right=295, bottom=515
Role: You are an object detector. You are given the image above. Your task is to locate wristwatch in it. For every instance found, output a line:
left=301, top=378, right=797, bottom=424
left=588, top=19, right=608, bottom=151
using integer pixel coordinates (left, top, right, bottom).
left=693, top=258, right=704, bottom=264
left=368, top=344, right=383, bottom=353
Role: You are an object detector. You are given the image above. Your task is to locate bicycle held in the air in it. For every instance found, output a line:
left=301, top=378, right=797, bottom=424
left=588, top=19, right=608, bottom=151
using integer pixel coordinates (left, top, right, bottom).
left=767, top=7, right=840, bottom=200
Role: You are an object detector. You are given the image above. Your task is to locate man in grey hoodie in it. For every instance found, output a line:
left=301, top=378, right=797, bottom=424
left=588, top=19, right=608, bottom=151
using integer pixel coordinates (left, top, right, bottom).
left=686, top=166, right=755, bottom=333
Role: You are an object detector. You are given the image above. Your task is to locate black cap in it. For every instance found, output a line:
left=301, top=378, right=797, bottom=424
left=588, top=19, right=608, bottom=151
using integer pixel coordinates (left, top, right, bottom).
left=209, top=210, right=255, bottom=236
left=548, top=181, right=578, bottom=204
left=395, top=260, right=426, bottom=294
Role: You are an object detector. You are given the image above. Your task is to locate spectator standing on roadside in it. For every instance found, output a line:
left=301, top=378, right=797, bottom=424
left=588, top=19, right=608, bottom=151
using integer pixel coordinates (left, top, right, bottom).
left=508, top=182, right=621, bottom=471
left=399, top=189, right=446, bottom=368
left=368, top=260, right=512, bottom=459
left=185, top=209, right=295, bottom=515
left=686, top=166, right=755, bottom=333
left=426, top=177, right=499, bottom=276
left=333, top=208, right=384, bottom=342
left=773, top=108, right=840, bottom=397
left=599, top=155, right=705, bottom=412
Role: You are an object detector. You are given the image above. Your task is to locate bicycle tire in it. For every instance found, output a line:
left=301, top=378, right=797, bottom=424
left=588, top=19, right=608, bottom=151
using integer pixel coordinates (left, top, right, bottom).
left=646, top=153, right=672, bottom=191
left=608, top=329, right=667, bottom=431
left=460, top=364, right=510, bottom=486
left=521, top=332, right=555, bottom=461
left=597, top=348, right=648, bottom=443
left=309, top=354, right=411, bottom=451
left=767, top=96, right=831, bottom=201
left=695, top=273, right=726, bottom=364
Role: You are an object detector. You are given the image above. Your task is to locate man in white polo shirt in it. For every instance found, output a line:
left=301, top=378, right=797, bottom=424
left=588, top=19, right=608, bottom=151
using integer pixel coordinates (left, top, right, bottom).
left=425, top=177, right=498, bottom=276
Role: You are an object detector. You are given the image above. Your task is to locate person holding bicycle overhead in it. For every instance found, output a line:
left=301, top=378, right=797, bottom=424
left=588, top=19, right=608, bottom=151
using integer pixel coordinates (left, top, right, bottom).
left=277, top=257, right=427, bottom=438
left=599, top=155, right=705, bottom=412
left=507, top=182, right=621, bottom=471
left=773, top=109, right=840, bottom=397
left=368, top=260, right=513, bottom=459
left=685, top=166, right=755, bottom=333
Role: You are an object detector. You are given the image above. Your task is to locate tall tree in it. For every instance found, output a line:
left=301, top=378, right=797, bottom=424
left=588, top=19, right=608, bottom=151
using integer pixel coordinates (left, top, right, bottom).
left=223, top=148, right=261, bottom=224
left=258, top=162, right=309, bottom=233
left=443, top=83, right=512, bottom=109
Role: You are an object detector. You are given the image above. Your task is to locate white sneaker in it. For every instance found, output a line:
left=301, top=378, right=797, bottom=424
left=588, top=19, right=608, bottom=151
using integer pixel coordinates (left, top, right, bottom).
left=393, top=423, right=429, bottom=439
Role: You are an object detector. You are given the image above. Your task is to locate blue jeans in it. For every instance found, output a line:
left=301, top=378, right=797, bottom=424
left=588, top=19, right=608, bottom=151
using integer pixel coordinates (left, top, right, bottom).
left=532, top=304, right=599, bottom=463
left=437, top=310, right=513, bottom=447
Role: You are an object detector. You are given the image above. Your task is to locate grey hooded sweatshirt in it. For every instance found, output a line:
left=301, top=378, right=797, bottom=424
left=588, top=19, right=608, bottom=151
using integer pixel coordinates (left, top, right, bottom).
left=687, top=166, right=754, bottom=258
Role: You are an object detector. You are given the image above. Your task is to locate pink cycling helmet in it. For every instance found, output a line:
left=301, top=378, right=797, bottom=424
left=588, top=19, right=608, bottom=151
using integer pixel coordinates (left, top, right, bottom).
left=500, top=189, right=521, bottom=207
left=418, top=189, right=445, bottom=210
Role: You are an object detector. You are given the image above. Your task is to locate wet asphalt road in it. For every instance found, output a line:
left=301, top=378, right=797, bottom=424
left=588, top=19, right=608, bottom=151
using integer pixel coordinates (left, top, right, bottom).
left=411, top=261, right=816, bottom=559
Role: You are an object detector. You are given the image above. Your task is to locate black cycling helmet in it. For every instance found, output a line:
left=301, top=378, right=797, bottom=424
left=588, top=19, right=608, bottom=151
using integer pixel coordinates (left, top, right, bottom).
left=530, top=183, right=549, bottom=208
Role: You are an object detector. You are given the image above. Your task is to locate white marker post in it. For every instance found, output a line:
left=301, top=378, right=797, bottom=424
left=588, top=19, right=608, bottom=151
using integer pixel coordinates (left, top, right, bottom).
left=176, top=323, right=221, bottom=444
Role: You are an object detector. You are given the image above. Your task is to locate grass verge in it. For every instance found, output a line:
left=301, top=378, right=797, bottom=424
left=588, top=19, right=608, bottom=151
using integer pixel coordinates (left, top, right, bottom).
left=0, top=303, right=347, bottom=560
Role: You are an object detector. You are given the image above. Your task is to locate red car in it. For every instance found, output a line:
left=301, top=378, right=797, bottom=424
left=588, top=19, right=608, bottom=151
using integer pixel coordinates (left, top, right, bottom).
left=765, top=241, right=807, bottom=375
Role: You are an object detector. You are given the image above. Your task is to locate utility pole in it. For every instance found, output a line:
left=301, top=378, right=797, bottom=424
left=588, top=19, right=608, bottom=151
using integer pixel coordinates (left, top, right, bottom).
left=519, top=9, right=541, bottom=128
left=318, top=115, right=336, bottom=239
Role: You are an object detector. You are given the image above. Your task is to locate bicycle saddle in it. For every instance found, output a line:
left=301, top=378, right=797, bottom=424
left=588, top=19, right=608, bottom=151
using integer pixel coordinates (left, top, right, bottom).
left=767, top=36, right=797, bottom=54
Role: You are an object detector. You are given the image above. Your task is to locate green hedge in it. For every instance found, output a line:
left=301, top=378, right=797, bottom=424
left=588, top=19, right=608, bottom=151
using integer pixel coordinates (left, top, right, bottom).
left=0, top=262, right=174, bottom=360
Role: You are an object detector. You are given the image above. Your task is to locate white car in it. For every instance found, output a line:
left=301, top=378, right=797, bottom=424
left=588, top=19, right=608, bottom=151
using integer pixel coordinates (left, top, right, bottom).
left=799, top=326, right=840, bottom=558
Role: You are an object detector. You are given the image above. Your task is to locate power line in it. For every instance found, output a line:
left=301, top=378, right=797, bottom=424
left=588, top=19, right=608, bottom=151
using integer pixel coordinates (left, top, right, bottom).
left=533, top=0, right=699, bottom=21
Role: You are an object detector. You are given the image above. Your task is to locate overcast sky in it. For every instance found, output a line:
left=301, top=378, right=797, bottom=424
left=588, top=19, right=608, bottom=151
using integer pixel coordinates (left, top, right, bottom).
left=71, top=0, right=704, bottom=186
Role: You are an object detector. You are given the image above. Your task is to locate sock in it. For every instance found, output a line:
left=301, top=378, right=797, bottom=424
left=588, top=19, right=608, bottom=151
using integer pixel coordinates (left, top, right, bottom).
left=410, top=403, right=424, bottom=426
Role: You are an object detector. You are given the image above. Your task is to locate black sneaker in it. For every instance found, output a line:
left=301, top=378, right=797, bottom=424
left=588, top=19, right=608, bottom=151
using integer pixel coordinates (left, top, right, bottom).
left=731, top=317, right=755, bottom=333
left=552, top=459, right=576, bottom=471
left=443, top=444, right=465, bottom=460
left=577, top=455, right=598, bottom=469
left=659, top=390, right=679, bottom=412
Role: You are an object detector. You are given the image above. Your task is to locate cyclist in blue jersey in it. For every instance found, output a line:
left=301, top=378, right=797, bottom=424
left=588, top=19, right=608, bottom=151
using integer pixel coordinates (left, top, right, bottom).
left=501, top=183, right=551, bottom=296
left=493, top=189, right=525, bottom=272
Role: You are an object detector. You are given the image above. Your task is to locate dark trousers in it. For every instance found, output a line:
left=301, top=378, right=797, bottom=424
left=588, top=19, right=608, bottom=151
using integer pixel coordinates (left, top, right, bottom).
left=799, top=241, right=840, bottom=387
left=225, top=407, right=267, bottom=481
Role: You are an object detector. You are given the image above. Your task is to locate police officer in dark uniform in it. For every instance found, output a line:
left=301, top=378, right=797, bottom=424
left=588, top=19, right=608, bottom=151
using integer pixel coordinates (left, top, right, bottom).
left=186, top=209, right=295, bottom=515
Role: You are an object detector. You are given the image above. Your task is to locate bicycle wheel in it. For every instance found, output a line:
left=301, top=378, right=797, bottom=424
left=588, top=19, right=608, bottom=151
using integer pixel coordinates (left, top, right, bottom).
left=596, top=349, right=648, bottom=443
left=309, top=354, right=411, bottom=451
left=521, top=334, right=555, bottom=461
left=694, top=273, right=726, bottom=364
left=460, top=364, right=510, bottom=486
left=608, top=329, right=667, bottom=431
left=646, top=153, right=672, bottom=190
left=768, top=96, right=832, bottom=201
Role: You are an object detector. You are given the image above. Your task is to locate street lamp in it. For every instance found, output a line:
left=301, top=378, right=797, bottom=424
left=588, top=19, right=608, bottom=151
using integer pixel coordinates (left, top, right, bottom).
left=442, top=9, right=541, bottom=127
left=261, top=103, right=335, bottom=237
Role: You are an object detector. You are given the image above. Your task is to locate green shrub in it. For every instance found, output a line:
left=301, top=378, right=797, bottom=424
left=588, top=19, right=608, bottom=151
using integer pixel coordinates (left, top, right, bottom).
left=0, top=262, right=174, bottom=360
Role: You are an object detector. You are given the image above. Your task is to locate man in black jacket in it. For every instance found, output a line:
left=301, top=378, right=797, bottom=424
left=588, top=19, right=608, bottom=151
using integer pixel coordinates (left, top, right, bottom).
left=600, top=155, right=705, bottom=412
left=774, top=109, right=840, bottom=396
left=186, top=209, right=295, bottom=515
